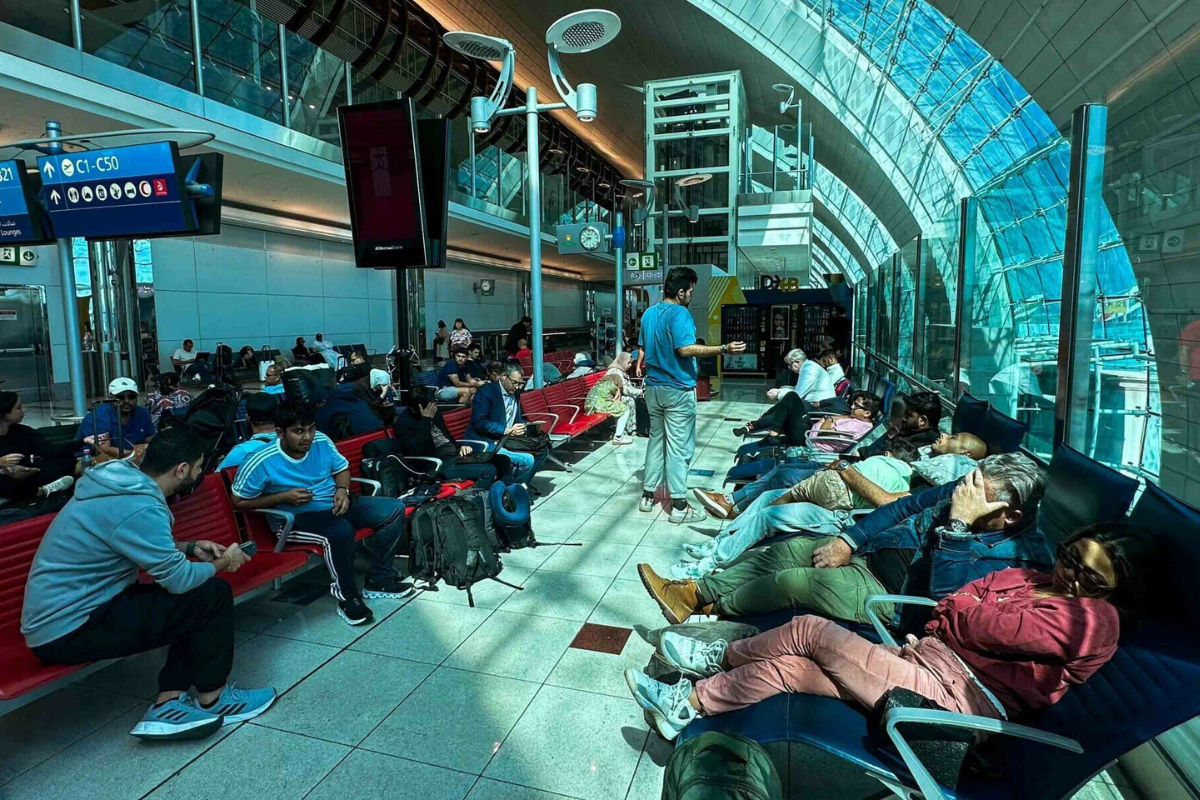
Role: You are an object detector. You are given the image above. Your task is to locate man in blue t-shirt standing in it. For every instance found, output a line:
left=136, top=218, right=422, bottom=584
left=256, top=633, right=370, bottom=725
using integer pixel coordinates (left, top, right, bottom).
left=230, top=401, right=414, bottom=626
left=638, top=267, right=745, bottom=523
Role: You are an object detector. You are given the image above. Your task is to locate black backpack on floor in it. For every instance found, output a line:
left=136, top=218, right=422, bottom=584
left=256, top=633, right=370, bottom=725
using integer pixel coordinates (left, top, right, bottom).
left=408, top=495, right=519, bottom=606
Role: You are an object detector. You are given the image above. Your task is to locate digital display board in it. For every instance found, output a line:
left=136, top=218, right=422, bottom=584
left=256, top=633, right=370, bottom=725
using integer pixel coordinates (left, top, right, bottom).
left=338, top=99, right=429, bottom=269
left=0, top=159, right=53, bottom=244
left=37, top=142, right=195, bottom=240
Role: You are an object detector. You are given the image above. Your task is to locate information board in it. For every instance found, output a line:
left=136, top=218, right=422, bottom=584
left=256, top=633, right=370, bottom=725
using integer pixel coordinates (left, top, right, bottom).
left=0, top=159, right=53, bottom=244
left=37, top=142, right=194, bottom=240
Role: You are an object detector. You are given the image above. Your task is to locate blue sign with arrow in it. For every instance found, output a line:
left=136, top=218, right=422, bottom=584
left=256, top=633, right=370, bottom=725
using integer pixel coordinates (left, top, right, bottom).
left=0, top=159, right=52, bottom=245
left=37, top=142, right=195, bottom=239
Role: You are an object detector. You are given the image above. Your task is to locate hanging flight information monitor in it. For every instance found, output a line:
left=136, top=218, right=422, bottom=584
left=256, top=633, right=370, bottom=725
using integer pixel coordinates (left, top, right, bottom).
left=37, top=141, right=195, bottom=240
left=0, top=159, right=53, bottom=245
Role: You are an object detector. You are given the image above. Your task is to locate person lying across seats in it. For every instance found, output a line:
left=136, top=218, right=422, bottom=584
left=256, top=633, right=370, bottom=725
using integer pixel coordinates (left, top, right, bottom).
left=627, top=521, right=1152, bottom=741
left=731, top=390, right=883, bottom=463
left=230, top=401, right=415, bottom=627
left=22, top=427, right=275, bottom=741
left=639, top=452, right=1048, bottom=625
left=672, top=439, right=923, bottom=580
left=699, top=397, right=976, bottom=523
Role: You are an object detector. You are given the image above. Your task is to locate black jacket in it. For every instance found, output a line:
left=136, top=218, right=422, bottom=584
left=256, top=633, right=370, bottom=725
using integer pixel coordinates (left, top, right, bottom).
left=503, top=322, right=527, bottom=355
left=392, top=408, right=459, bottom=458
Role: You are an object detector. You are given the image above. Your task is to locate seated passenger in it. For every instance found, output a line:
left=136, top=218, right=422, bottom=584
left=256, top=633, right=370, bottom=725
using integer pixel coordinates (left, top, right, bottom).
left=639, top=453, right=1048, bottom=624
left=591, top=351, right=642, bottom=445
left=467, top=361, right=548, bottom=486
left=78, top=377, right=157, bottom=463
left=231, top=401, right=414, bottom=626
left=706, top=391, right=949, bottom=518
left=435, top=348, right=476, bottom=405
left=312, top=333, right=339, bottom=368
left=770, top=348, right=843, bottom=411
left=816, top=347, right=845, bottom=387
left=147, top=373, right=192, bottom=426
left=393, top=385, right=506, bottom=488
left=463, top=343, right=489, bottom=383
left=291, top=336, right=310, bottom=364
left=627, top=521, right=1149, bottom=740
left=352, top=369, right=397, bottom=428
left=0, top=392, right=75, bottom=505
left=514, top=339, right=533, bottom=360
left=261, top=363, right=286, bottom=395
left=218, top=393, right=279, bottom=470
left=565, top=352, right=597, bottom=379
left=676, top=441, right=921, bottom=578
left=22, top=427, right=274, bottom=740
left=340, top=351, right=371, bottom=384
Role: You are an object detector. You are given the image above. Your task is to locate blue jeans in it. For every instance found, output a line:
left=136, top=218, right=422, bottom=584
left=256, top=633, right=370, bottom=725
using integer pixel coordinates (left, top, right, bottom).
left=289, top=495, right=408, bottom=601
left=713, top=489, right=851, bottom=566
left=644, top=385, right=697, bottom=499
left=731, top=463, right=821, bottom=511
left=498, top=448, right=546, bottom=485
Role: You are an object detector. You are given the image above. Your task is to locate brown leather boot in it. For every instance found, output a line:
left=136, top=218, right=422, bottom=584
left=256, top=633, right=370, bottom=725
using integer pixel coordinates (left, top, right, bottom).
left=692, top=489, right=735, bottom=520
left=638, top=563, right=701, bottom=624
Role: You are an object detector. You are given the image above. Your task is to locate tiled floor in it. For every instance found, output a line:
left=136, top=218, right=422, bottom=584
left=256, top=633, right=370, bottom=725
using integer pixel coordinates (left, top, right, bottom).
left=0, top=386, right=1137, bottom=799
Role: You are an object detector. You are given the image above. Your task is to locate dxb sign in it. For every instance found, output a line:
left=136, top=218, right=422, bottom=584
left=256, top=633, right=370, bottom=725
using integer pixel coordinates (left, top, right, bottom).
left=759, top=274, right=804, bottom=291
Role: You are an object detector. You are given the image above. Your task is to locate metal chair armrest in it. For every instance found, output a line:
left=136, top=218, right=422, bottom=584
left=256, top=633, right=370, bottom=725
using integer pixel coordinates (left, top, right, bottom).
left=864, top=594, right=937, bottom=647
left=387, top=455, right=442, bottom=476
left=545, top=404, right=581, bottom=424
left=524, top=412, right=562, bottom=435
left=884, top=707, right=1082, bottom=800
left=350, top=477, right=381, bottom=496
left=257, top=509, right=295, bottom=552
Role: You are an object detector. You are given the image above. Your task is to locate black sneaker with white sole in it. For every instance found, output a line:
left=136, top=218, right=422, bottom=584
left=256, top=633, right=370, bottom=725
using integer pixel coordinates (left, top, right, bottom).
left=337, top=597, right=374, bottom=626
left=362, top=577, right=416, bottom=600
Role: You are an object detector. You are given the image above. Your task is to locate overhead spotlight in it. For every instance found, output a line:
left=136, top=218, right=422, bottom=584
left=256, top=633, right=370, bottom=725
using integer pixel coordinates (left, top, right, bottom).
left=575, top=164, right=591, bottom=174
left=546, top=9, right=621, bottom=123
left=675, top=172, right=712, bottom=188
left=773, top=82, right=797, bottom=114
left=445, top=31, right=516, bottom=135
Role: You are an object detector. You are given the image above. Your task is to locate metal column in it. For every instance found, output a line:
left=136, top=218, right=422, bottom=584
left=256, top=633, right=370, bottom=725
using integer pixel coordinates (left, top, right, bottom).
left=46, top=122, right=88, bottom=417
left=190, top=0, right=205, bottom=96
left=279, top=24, right=291, bottom=128
left=614, top=209, right=624, bottom=352
left=951, top=197, right=977, bottom=398
left=526, top=86, right=545, bottom=388
left=1054, top=104, right=1108, bottom=450
left=69, top=0, right=82, bottom=49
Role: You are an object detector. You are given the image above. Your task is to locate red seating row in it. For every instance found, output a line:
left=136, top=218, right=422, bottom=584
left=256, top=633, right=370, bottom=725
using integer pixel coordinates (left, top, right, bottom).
left=516, top=349, right=576, bottom=377
left=519, top=372, right=610, bottom=441
left=0, top=428, right=472, bottom=702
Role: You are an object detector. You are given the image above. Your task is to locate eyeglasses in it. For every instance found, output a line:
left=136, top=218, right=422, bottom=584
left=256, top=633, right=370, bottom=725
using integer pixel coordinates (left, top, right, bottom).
left=116, top=393, right=139, bottom=402
left=1055, top=542, right=1114, bottom=594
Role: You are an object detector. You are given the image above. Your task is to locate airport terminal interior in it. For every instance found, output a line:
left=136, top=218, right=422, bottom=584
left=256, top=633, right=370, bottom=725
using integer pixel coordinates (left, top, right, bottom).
left=0, top=0, right=1199, bottom=798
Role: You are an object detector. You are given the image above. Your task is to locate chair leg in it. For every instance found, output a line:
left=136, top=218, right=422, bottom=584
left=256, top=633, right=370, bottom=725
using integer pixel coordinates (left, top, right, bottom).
left=547, top=453, right=573, bottom=473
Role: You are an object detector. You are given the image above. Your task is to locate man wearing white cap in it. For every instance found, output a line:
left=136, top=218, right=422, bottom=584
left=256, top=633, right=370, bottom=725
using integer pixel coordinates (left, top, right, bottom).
left=77, top=377, right=157, bottom=462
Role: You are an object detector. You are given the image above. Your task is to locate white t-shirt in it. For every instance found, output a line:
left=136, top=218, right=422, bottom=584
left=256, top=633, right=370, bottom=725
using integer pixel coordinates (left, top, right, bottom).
left=794, top=359, right=836, bottom=403
left=172, top=348, right=196, bottom=363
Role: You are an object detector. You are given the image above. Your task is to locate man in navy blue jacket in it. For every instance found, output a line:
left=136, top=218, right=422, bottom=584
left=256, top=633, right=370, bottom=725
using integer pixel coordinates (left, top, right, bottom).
left=467, top=361, right=546, bottom=486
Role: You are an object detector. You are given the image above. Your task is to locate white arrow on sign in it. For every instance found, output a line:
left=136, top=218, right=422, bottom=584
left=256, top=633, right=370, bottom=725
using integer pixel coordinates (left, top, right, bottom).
left=50, top=190, right=61, bottom=204
left=42, top=162, right=55, bottom=179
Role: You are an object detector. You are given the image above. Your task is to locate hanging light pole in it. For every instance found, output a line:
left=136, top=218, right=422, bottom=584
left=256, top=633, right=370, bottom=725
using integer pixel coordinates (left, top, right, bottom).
left=446, top=10, right=622, bottom=388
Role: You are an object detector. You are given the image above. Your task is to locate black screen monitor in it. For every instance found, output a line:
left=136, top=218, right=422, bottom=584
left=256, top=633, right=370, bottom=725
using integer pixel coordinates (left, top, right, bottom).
left=416, top=117, right=451, bottom=270
left=338, top=99, right=429, bottom=269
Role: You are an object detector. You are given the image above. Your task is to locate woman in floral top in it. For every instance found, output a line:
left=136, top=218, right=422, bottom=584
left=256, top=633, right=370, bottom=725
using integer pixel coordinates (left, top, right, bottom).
left=449, top=318, right=473, bottom=350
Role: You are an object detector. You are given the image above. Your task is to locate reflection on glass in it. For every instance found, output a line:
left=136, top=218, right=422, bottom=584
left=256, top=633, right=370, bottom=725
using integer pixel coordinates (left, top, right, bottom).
left=197, top=0, right=283, bottom=124
left=6, top=0, right=74, bottom=45
left=914, top=210, right=959, bottom=394
left=285, top=30, right=346, bottom=145
left=82, top=0, right=195, bottom=89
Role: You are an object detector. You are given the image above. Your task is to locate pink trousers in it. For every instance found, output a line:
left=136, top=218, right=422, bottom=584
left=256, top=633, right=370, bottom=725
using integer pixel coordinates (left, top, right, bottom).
left=694, top=615, right=1000, bottom=718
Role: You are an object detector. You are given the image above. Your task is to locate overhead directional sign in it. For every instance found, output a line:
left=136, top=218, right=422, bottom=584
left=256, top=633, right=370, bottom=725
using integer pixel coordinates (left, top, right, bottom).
left=37, top=142, right=195, bottom=240
left=0, top=159, right=53, bottom=245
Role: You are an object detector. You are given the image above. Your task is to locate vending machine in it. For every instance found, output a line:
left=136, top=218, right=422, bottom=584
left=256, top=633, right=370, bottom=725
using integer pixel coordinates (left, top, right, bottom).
left=720, top=304, right=769, bottom=375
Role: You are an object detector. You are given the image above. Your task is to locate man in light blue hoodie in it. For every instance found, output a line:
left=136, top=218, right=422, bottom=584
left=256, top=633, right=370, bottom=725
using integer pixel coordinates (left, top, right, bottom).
left=22, top=426, right=276, bottom=741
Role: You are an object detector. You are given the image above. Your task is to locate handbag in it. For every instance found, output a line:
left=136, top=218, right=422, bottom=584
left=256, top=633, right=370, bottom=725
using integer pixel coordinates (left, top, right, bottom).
left=499, top=423, right=550, bottom=453
left=870, top=688, right=975, bottom=790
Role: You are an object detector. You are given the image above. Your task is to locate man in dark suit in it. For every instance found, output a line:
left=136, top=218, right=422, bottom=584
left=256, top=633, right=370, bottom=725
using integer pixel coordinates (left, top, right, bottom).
left=467, top=361, right=546, bottom=485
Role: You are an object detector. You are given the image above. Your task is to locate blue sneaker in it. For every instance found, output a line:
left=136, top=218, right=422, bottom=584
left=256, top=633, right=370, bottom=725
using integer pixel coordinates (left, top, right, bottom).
left=660, top=632, right=727, bottom=678
left=130, top=698, right=223, bottom=740
left=623, top=668, right=697, bottom=741
left=195, top=683, right=277, bottom=725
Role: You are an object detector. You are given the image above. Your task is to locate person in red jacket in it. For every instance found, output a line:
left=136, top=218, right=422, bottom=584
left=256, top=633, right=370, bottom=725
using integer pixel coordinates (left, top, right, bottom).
left=624, top=522, right=1152, bottom=740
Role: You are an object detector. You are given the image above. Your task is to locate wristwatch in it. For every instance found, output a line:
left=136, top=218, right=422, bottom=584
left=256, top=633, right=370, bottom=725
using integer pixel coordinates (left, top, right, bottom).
left=947, top=518, right=970, bottom=533
left=720, top=343, right=730, bottom=354
left=184, top=541, right=196, bottom=558
left=832, top=461, right=851, bottom=473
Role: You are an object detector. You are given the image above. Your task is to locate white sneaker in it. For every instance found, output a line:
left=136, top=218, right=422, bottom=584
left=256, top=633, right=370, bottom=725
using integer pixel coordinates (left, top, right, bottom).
left=683, top=538, right=719, bottom=560
left=611, top=435, right=633, bottom=446
left=639, top=495, right=656, bottom=513
left=660, top=632, right=727, bottom=678
left=624, top=668, right=697, bottom=741
left=669, top=557, right=716, bottom=581
left=668, top=504, right=708, bottom=525
left=38, top=475, right=74, bottom=497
